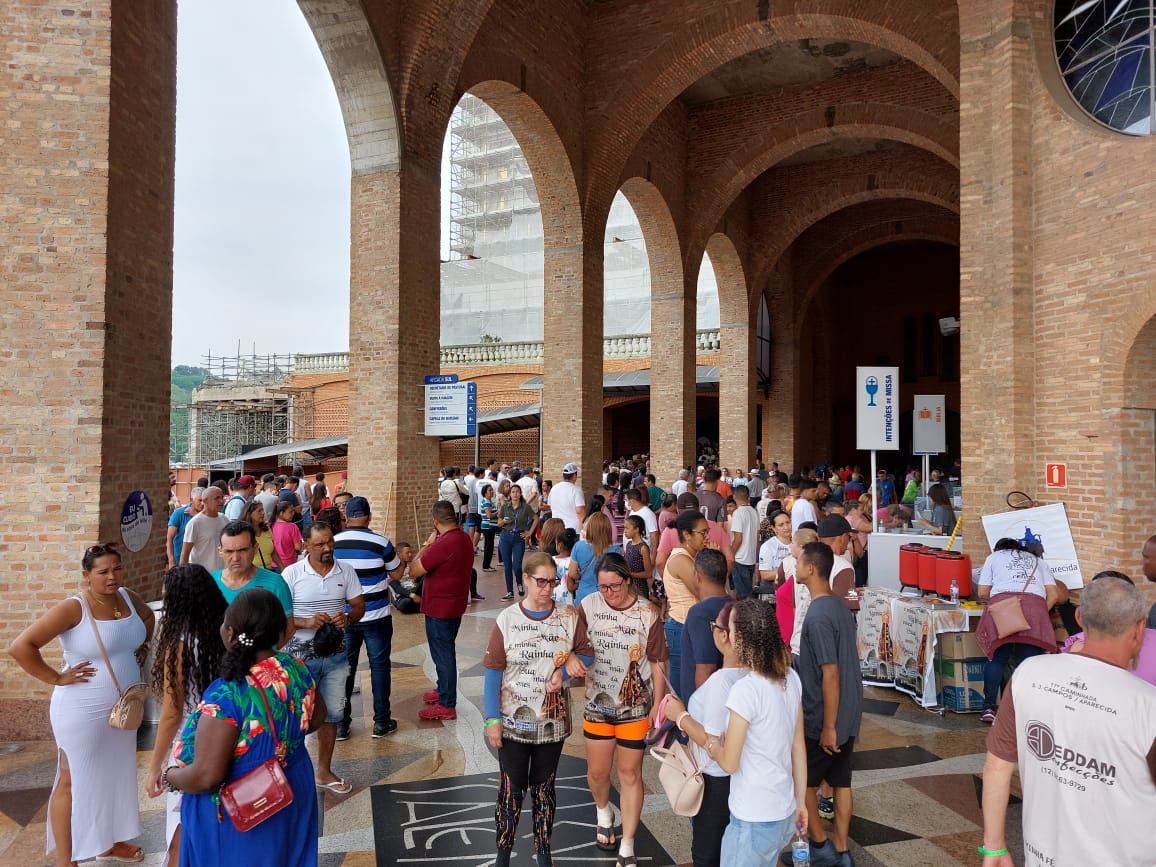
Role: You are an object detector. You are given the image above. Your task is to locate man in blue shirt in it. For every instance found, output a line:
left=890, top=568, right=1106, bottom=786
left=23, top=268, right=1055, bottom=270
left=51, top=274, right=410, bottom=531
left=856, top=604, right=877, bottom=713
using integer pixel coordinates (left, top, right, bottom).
left=874, top=470, right=896, bottom=507
left=166, top=486, right=202, bottom=569
left=333, top=496, right=403, bottom=740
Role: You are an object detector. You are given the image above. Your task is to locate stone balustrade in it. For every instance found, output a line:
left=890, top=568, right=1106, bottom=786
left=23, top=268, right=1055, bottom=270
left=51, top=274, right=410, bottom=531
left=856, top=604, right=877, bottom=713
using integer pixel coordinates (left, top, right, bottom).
left=291, top=329, right=722, bottom=373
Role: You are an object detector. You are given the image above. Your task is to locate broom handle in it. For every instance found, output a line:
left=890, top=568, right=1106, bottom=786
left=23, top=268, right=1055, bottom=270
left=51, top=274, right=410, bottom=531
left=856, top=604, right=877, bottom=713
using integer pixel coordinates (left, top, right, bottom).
left=945, top=516, right=964, bottom=552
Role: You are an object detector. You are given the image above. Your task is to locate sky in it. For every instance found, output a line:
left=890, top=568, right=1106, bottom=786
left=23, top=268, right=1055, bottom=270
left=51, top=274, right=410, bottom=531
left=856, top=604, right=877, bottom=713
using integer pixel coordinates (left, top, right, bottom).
left=172, top=0, right=351, bottom=368
left=170, top=1, right=719, bottom=369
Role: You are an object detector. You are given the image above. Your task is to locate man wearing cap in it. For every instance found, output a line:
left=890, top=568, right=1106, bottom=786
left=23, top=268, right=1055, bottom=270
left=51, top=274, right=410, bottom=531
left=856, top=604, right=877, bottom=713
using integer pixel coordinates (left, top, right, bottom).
left=224, top=474, right=256, bottom=520
left=746, top=468, right=767, bottom=501
left=817, top=514, right=859, bottom=611
left=333, top=496, right=403, bottom=740
left=655, top=492, right=734, bottom=577
left=550, top=462, right=586, bottom=532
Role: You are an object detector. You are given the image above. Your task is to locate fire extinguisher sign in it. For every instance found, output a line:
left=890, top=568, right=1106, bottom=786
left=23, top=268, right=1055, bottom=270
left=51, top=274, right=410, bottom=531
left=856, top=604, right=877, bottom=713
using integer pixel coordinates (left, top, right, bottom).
left=1045, top=463, right=1067, bottom=489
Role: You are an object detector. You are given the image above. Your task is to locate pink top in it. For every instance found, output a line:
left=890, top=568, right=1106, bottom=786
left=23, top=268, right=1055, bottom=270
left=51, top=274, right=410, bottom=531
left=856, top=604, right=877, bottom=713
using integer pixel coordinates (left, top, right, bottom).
left=1062, top=628, right=1156, bottom=687
left=776, top=577, right=795, bottom=649
left=272, top=520, right=302, bottom=568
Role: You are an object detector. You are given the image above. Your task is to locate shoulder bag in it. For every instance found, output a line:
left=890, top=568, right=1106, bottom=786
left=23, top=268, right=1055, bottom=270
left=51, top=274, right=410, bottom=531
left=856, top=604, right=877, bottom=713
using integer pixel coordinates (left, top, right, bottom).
left=649, top=736, right=704, bottom=817
left=218, top=680, right=294, bottom=831
left=81, top=593, right=149, bottom=730
left=986, top=558, right=1039, bottom=639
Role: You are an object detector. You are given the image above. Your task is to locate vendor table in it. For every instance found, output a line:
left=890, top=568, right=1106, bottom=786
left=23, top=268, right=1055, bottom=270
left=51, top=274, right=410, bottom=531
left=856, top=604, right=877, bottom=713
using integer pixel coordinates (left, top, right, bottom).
left=856, top=588, right=972, bottom=707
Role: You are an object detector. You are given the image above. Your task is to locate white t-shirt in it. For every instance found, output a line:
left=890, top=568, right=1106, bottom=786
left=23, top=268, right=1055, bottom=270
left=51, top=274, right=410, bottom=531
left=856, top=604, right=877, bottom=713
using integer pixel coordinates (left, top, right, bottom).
left=758, top=536, right=791, bottom=575
left=671, top=479, right=689, bottom=497
left=978, top=549, right=1055, bottom=599
left=183, top=513, right=228, bottom=572
left=281, top=557, right=362, bottom=641
left=790, top=498, right=817, bottom=534
left=223, top=494, right=247, bottom=521
left=726, top=669, right=803, bottom=822
left=688, top=667, right=745, bottom=776
left=629, top=505, right=659, bottom=537
left=550, top=480, right=585, bottom=531
left=516, top=476, right=540, bottom=511
left=730, top=505, right=759, bottom=566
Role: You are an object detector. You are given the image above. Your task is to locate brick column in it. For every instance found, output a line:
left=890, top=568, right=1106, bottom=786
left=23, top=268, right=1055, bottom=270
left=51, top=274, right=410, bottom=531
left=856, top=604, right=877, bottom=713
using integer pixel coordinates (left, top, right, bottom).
left=764, top=267, right=796, bottom=470
left=650, top=266, right=696, bottom=487
left=713, top=238, right=754, bottom=470
left=542, top=232, right=602, bottom=490
left=347, top=160, right=440, bottom=544
left=0, top=0, right=177, bottom=737
left=958, top=0, right=1035, bottom=554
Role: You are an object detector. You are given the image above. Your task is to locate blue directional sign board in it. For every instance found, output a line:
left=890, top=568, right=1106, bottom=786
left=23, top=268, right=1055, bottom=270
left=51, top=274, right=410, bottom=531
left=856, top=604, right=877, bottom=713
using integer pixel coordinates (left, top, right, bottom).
left=425, top=376, right=476, bottom=436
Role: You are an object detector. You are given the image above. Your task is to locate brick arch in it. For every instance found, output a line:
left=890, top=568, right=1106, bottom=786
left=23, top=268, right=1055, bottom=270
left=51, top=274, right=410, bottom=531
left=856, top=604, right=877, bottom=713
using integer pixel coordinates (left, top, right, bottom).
left=748, top=151, right=960, bottom=292
left=299, top=0, right=400, bottom=174
left=1102, top=286, right=1156, bottom=410
left=465, top=80, right=582, bottom=249
left=795, top=210, right=959, bottom=324
left=586, top=2, right=959, bottom=213
left=688, top=104, right=958, bottom=256
left=709, top=233, right=759, bottom=468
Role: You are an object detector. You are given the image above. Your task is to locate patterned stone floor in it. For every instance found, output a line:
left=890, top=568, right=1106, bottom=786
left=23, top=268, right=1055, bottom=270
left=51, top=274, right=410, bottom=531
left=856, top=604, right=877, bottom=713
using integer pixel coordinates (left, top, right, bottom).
left=0, top=555, right=1020, bottom=866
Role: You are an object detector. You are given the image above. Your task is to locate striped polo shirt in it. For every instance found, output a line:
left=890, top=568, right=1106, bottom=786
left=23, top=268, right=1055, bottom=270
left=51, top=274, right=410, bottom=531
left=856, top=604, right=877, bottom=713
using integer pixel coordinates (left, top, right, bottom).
left=333, top=527, right=401, bottom=622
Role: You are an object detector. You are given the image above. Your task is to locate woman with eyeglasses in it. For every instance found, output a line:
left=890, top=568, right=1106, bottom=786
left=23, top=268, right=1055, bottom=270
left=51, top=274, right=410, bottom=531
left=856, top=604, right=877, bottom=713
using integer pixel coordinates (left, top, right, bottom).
left=683, top=601, right=744, bottom=867
left=662, top=510, right=716, bottom=698
left=664, top=598, right=807, bottom=867
left=567, top=553, right=668, bottom=867
left=482, top=551, right=578, bottom=867
left=8, top=542, right=155, bottom=866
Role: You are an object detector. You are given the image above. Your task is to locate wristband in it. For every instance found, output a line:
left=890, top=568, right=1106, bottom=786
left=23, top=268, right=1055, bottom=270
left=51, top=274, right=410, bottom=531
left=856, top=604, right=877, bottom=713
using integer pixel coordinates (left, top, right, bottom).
left=976, top=846, right=1008, bottom=857
left=675, top=711, right=690, bottom=732
left=483, top=718, right=501, bottom=728
left=162, top=765, right=181, bottom=793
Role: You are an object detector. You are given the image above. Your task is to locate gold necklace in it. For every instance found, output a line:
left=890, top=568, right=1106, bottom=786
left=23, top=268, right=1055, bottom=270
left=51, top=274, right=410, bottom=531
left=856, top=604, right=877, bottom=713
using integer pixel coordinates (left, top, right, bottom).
left=87, top=589, right=123, bottom=618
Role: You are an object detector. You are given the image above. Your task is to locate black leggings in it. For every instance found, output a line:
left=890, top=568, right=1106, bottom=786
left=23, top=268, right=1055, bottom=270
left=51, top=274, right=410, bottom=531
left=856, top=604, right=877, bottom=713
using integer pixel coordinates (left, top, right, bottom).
left=691, top=773, right=731, bottom=867
left=496, top=739, right=565, bottom=854
left=482, top=528, right=497, bottom=569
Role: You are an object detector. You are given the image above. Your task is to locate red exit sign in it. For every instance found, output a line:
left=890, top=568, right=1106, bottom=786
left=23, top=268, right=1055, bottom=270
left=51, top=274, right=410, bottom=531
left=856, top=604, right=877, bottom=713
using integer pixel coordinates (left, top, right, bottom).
left=1045, top=463, right=1067, bottom=489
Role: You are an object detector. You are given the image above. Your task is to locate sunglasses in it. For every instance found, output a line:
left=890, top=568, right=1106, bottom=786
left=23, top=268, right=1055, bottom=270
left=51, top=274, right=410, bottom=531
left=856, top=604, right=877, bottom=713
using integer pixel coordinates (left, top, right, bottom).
left=85, top=542, right=119, bottom=556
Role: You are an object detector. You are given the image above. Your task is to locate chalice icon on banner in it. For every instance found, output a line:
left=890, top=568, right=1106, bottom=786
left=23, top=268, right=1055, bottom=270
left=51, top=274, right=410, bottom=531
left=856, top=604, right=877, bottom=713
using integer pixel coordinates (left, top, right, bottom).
left=865, top=376, right=879, bottom=407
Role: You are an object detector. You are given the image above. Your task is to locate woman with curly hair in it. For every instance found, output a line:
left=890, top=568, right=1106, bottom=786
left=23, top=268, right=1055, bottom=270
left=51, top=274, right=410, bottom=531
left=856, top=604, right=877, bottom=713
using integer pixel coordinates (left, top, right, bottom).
left=665, top=598, right=807, bottom=867
left=164, top=588, right=325, bottom=866
left=146, top=565, right=228, bottom=866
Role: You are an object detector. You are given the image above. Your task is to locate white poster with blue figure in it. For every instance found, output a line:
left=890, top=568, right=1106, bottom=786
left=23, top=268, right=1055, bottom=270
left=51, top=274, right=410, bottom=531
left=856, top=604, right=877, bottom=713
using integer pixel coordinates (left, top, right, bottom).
left=980, top=502, right=1084, bottom=589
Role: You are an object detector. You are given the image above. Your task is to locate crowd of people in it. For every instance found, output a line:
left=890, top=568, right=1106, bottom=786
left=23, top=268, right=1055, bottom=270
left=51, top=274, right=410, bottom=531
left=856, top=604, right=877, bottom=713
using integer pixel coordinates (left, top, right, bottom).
left=8, top=455, right=1156, bottom=867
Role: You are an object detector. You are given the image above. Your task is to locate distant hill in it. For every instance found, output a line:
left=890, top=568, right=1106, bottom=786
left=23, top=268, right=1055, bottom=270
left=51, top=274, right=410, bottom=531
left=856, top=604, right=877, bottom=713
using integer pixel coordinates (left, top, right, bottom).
left=170, top=366, right=207, bottom=462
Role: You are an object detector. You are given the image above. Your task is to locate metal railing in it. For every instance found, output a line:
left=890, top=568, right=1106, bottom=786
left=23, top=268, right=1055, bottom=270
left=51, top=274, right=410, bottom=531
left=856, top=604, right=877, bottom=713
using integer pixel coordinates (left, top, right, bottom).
left=293, top=328, right=722, bottom=373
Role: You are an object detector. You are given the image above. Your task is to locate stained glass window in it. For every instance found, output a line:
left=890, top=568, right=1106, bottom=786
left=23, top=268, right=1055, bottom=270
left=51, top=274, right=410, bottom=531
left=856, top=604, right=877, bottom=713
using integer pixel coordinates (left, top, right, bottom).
left=1055, top=1, right=1156, bottom=134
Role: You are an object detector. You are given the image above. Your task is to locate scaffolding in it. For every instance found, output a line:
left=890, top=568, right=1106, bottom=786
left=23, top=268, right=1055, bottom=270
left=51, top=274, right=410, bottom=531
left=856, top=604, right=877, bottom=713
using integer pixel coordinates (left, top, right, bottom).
left=187, top=353, right=295, bottom=466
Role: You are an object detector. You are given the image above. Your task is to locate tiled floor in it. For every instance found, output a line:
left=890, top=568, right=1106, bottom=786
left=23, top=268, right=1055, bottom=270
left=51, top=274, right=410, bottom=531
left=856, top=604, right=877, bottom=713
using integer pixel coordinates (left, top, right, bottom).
left=0, top=559, right=1021, bottom=866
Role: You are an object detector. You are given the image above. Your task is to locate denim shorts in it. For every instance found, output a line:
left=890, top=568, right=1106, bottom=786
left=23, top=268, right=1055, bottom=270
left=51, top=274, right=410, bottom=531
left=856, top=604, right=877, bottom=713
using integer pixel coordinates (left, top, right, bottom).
left=304, top=651, right=348, bottom=724
left=720, top=814, right=795, bottom=867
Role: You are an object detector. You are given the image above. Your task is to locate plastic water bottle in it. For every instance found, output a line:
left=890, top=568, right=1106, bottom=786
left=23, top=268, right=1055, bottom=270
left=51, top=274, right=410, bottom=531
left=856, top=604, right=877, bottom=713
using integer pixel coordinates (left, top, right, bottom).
left=791, top=826, right=810, bottom=866
left=950, top=579, right=960, bottom=604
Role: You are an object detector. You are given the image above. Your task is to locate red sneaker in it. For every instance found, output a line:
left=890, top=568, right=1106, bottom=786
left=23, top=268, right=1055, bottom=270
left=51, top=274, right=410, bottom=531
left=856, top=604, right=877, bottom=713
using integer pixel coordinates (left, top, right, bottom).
left=422, top=689, right=440, bottom=704
left=418, top=704, right=457, bottom=721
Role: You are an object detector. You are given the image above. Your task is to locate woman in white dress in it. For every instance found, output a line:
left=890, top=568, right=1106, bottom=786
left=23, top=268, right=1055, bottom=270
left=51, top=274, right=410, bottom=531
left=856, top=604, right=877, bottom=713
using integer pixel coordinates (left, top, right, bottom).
left=8, top=542, right=155, bottom=866
left=145, top=564, right=227, bottom=866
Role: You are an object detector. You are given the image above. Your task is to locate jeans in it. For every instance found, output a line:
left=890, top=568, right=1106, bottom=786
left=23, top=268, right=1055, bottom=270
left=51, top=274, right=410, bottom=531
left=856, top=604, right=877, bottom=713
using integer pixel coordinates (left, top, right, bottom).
left=983, top=641, right=1046, bottom=710
left=425, top=615, right=462, bottom=708
left=665, top=618, right=685, bottom=698
left=342, top=615, right=393, bottom=727
left=304, top=651, right=348, bottom=724
left=482, top=528, right=497, bottom=569
left=731, top=562, right=754, bottom=598
left=691, top=774, right=731, bottom=867
left=500, top=532, right=526, bottom=593
left=719, top=815, right=795, bottom=867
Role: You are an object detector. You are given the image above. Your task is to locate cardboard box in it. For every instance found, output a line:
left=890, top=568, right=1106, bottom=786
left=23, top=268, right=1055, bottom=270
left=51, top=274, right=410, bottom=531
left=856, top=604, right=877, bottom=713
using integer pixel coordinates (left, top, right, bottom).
left=938, top=631, right=983, bottom=660
left=935, top=637, right=986, bottom=712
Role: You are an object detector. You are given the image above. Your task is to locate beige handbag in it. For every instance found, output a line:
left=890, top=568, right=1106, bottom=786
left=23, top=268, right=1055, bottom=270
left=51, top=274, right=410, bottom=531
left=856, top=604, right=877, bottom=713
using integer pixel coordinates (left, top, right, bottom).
left=80, top=593, right=149, bottom=730
left=649, top=738, right=704, bottom=817
left=987, top=559, right=1038, bottom=639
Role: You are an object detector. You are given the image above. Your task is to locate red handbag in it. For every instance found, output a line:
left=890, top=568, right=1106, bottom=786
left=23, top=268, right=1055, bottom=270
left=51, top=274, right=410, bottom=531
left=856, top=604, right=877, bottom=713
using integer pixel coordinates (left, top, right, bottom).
left=218, top=682, right=293, bottom=831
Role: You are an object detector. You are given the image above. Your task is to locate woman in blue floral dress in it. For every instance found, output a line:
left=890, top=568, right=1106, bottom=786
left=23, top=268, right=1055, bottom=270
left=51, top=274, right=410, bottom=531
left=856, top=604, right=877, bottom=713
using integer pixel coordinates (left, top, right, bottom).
left=163, top=588, right=324, bottom=866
